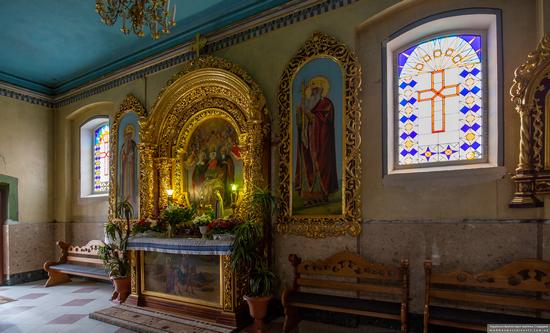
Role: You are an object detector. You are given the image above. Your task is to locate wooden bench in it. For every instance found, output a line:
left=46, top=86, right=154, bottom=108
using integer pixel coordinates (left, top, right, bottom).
left=424, top=259, right=550, bottom=332
left=43, top=240, right=109, bottom=287
left=282, top=251, right=409, bottom=333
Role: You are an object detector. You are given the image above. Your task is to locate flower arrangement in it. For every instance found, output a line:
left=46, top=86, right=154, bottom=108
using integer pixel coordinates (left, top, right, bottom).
left=131, top=218, right=165, bottom=234
left=161, top=204, right=196, bottom=236
left=193, top=214, right=213, bottom=227
left=207, top=217, right=241, bottom=235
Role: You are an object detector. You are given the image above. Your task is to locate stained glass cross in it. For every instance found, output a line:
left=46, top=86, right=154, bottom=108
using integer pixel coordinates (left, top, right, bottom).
left=417, top=70, right=460, bottom=133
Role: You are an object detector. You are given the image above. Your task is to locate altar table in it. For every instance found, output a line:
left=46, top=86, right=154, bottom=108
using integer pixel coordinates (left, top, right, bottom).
left=126, top=237, right=248, bottom=328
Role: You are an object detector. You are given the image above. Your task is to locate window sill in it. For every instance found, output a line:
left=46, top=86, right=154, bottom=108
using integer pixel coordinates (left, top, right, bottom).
left=383, top=165, right=508, bottom=188
left=80, top=193, right=109, bottom=199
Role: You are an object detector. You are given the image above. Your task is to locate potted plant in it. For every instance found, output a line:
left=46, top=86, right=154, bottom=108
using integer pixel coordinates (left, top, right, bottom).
left=161, top=204, right=195, bottom=237
left=207, top=217, right=240, bottom=240
left=231, top=218, right=278, bottom=332
left=131, top=217, right=165, bottom=236
left=192, top=213, right=213, bottom=238
left=98, top=198, right=133, bottom=303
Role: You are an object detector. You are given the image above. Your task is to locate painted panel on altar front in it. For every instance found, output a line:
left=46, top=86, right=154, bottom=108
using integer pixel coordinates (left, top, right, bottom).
left=291, top=57, right=343, bottom=216
left=183, top=118, right=243, bottom=217
left=117, top=112, right=140, bottom=218
left=142, top=252, right=221, bottom=307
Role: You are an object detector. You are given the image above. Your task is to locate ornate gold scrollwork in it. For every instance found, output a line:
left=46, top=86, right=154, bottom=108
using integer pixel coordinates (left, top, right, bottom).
left=130, top=250, right=138, bottom=295
left=109, top=94, right=148, bottom=223
left=276, top=32, right=362, bottom=237
left=510, top=33, right=550, bottom=207
left=222, top=255, right=234, bottom=311
left=141, top=56, right=269, bottom=225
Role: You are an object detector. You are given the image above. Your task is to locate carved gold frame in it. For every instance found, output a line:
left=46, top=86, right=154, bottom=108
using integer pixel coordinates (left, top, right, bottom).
left=108, top=94, right=147, bottom=223
left=140, top=56, right=269, bottom=221
left=277, top=32, right=362, bottom=238
left=510, top=33, right=550, bottom=207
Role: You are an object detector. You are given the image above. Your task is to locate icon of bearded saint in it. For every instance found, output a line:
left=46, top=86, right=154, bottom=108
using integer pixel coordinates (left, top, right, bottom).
left=294, top=76, right=338, bottom=207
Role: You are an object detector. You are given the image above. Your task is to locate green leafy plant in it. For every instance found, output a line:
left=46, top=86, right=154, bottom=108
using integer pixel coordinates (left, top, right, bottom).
left=231, top=219, right=278, bottom=297
left=192, top=214, right=213, bottom=227
left=250, top=265, right=278, bottom=297
left=98, top=198, right=133, bottom=278
left=251, top=185, right=277, bottom=220
left=161, top=204, right=196, bottom=231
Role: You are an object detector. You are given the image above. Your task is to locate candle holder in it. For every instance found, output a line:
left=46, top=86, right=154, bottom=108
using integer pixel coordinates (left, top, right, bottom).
left=166, top=189, right=174, bottom=206
left=230, top=184, right=238, bottom=214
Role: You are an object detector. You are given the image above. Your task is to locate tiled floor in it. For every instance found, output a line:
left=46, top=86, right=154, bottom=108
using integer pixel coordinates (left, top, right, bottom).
left=0, top=279, right=398, bottom=333
left=0, top=278, right=133, bottom=333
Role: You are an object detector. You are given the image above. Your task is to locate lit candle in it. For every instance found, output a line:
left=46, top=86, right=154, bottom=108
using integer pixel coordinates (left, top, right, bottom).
left=230, top=184, right=237, bottom=207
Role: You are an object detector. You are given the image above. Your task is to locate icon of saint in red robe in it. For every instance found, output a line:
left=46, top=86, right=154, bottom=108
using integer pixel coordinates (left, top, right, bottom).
left=294, top=76, right=339, bottom=207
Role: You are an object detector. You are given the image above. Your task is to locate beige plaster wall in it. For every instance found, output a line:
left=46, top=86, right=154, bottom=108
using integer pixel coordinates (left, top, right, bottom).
left=0, top=95, right=53, bottom=222
left=0, top=95, right=56, bottom=276
left=46, top=0, right=546, bottom=314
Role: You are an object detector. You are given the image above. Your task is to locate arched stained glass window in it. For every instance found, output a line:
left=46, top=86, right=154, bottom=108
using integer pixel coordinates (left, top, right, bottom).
left=396, top=34, right=485, bottom=166
left=93, top=123, right=110, bottom=193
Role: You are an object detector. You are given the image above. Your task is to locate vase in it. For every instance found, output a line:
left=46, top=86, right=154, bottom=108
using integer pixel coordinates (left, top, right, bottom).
left=244, top=295, right=273, bottom=333
left=111, top=276, right=130, bottom=304
left=199, top=226, right=208, bottom=238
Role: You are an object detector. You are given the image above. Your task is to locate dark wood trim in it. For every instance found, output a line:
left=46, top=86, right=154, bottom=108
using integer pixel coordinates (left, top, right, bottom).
left=136, top=294, right=250, bottom=331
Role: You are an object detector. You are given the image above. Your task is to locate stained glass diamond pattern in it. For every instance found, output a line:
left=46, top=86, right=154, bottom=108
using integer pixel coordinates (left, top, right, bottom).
left=93, top=124, right=109, bottom=193
left=396, top=34, right=484, bottom=166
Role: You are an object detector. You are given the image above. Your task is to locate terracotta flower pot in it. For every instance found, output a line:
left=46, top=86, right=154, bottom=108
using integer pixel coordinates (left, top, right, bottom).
left=244, top=295, right=273, bottom=333
left=111, top=276, right=130, bottom=304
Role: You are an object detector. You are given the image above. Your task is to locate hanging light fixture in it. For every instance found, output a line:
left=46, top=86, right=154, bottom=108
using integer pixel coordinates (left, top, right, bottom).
left=95, top=0, right=176, bottom=40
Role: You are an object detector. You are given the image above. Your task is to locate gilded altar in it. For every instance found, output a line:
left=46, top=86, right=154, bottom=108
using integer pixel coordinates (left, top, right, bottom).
left=110, top=56, right=269, bottom=328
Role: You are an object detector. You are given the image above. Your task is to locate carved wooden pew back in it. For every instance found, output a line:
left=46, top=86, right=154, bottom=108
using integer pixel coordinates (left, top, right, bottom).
left=283, top=251, right=409, bottom=333
left=424, top=259, right=550, bottom=332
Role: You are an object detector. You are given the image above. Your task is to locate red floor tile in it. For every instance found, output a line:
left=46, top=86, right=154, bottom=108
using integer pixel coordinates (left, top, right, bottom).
left=62, top=298, right=95, bottom=306
left=47, top=314, right=87, bottom=325
left=18, top=293, right=48, bottom=300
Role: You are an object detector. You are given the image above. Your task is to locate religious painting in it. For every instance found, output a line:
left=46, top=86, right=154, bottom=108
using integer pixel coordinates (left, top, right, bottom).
left=142, top=252, right=221, bottom=307
left=277, top=32, right=362, bottom=238
left=117, top=112, right=139, bottom=218
left=292, top=58, right=343, bottom=216
left=108, top=94, right=147, bottom=222
left=182, top=118, right=243, bottom=217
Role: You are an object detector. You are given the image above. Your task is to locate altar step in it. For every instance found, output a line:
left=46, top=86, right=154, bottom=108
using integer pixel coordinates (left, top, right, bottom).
left=90, top=304, right=235, bottom=333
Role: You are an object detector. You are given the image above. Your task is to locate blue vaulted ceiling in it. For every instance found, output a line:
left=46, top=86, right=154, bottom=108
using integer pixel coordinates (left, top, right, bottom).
left=0, top=0, right=290, bottom=95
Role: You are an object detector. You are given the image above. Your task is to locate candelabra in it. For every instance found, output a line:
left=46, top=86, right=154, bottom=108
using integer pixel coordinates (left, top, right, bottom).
left=96, top=0, right=176, bottom=39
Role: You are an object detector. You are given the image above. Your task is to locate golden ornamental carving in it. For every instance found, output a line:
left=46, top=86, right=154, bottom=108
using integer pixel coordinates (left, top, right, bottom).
left=141, top=55, right=268, bottom=225
left=222, top=255, right=234, bottom=311
left=109, top=94, right=148, bottom=223
left=138, top=143, right=157, bottom=217
left=510, top=33, right=550, bottom=207
left=130, top=250, right=138, bottom=295
left=276, top=31, right=362, bottom=237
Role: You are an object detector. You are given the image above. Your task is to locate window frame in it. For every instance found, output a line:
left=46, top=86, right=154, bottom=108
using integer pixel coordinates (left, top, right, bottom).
left=382, top=8, right=503, bottom=176
left=92, top=122, right=110, bottom=195
left=80, top=116, right=110, bottom=198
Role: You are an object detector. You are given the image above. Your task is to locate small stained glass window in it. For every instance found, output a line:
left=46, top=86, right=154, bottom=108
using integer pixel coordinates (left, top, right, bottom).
left=396, top=34, right=484, bottom=166
left=93, top=123, right=110, bottom=193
